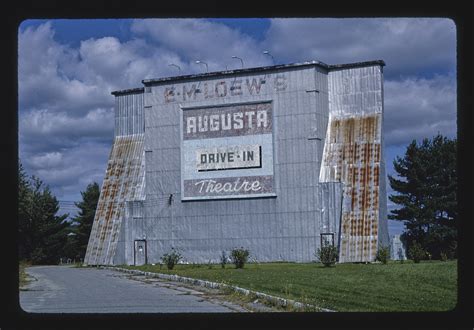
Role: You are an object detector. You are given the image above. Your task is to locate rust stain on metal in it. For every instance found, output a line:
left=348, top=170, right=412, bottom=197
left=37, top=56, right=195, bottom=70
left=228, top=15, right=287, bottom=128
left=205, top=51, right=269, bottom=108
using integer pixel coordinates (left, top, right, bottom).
left=320, top=113, right=382, bottom=262
left=84, top=134, right=145, bottom=265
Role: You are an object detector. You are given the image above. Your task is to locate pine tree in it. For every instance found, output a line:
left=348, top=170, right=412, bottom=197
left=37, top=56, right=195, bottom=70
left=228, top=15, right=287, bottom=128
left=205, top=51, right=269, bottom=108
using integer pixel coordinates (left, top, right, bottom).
left=71, top=182, right=100, bottom=259
left=18, top=162, right=32, bottom=260
left=18, top=163, right=71, bottom=264
left=388, top=134, right=457, bottom=259
left=28, top=176, right=70, bottom=264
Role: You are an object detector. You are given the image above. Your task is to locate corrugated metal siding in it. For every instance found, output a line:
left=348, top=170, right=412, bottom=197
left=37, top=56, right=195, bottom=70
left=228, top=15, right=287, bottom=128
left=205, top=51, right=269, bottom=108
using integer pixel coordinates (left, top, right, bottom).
left=86, top=62, right=387, bottom=265
left=115, top=92, right=145, bottom=136
left=139, top=66, right=344, bottom=264
left=378, top=138, right=390, bottom=248
left=84, top=134, right=145, bottom=265
left=377, top=81, right=390, bottom=248
left=84, top=91, right=145, bottom=265
left=320, top=65, right=386, bottom=262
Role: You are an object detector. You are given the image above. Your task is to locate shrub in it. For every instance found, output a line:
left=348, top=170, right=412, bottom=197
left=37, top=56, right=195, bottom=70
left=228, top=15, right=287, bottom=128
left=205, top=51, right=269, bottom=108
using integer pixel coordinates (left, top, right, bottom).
left=408, top=241, right=425, bottom=263
left=230, top=247, right=250, bottom=269
left=316, top=245, right=338, bottom=267
left=375, top=245, right=390, bottom=264
left=160, top=248, right=182, bottom=270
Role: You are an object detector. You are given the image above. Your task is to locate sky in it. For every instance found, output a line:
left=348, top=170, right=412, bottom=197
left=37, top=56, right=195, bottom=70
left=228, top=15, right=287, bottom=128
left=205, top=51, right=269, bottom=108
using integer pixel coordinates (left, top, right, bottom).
left=18, top=18, right=457, bottom=236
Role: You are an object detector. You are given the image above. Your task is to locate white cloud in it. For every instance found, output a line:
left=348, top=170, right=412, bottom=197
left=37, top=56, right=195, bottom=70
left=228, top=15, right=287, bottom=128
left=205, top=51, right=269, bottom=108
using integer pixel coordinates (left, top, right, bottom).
left=18, top=23, right=187, bottom=115
left=19, top=107, right=114, bottom=199
left=29, top=151, right=63, bottom=169
left=78, top=37, right=145, bottom=87
left=384, top=75, right=457, bottom=146
left=131, top=19, right=272, bottom=72
left=19, top=23, right=112, bottom=113
left=263, top=18, right=456, bottom=78
left=20, top=108, right=114, bottom=142
left=22, top=141, right=111, bottom=201
left=19, top=22, right=66, bottom=78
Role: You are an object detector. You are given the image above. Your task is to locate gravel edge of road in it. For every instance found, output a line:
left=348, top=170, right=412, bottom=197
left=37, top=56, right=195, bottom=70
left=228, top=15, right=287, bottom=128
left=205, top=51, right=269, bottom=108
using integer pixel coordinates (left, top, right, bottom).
left=97, top=265, right=335, bottom=312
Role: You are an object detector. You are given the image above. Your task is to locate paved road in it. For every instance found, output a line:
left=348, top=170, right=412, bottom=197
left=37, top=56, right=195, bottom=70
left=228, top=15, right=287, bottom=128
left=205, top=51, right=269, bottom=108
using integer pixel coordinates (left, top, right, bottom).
left=20, top=266, right=248, bottom=313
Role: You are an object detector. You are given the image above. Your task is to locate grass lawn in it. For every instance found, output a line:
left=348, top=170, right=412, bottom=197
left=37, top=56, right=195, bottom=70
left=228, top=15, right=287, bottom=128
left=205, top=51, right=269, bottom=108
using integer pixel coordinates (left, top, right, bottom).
left=122, top=260, right=457, bottom=312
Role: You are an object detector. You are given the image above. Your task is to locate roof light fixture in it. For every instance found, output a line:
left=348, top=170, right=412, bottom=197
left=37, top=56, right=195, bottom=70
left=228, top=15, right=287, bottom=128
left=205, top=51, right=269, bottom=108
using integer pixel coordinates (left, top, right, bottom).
left=195, top=60, right=208, bottom=73
left=231, top=56, right=244, bottom=68
left=168, top=63, right=181, bottom=72
left=263, top=50, right=275, bottom=64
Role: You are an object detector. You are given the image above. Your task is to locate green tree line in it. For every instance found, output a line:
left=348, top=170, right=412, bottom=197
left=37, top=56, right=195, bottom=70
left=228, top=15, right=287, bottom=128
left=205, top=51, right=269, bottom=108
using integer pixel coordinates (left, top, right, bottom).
left=19, top=162, right=99, bottom=264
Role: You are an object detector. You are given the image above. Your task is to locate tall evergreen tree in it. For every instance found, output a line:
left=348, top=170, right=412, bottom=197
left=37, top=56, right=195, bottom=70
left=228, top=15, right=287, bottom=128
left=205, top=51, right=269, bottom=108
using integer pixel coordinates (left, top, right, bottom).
left=388, top=134, right=457, bottom=259
left=18, top=162, right=32, bottom=260
left=18, top=163, right=71, bottom=264
left=71, top=182, right=100, bottom=259
left=28, top=176, right=70, bottom=264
